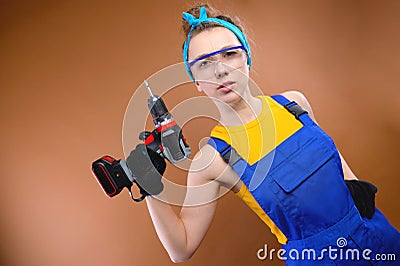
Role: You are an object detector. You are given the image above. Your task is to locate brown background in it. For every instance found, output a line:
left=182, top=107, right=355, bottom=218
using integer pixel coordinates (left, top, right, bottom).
left=1, top=0, right=399, bottom=265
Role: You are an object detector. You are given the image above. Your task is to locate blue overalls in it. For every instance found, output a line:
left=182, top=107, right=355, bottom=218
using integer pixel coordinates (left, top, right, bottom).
left=208, top=95, right=400, bottom=265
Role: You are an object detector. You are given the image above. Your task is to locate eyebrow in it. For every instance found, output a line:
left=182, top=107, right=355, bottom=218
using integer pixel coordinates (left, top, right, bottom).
left=189, top=45, right=244, bottom=67
left=194, top=45, right=236, bottom=60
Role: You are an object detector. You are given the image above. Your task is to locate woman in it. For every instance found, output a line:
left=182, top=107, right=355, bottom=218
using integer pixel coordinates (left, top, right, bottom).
left=128, top=4, right=400, bottom=265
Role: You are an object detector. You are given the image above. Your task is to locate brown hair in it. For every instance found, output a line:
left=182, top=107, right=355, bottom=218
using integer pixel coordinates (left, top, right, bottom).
left=181, top=3, right=244, bottom=45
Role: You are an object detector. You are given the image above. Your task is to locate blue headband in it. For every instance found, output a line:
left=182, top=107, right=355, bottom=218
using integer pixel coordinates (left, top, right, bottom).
left=182, top=6, right=252, bottom=81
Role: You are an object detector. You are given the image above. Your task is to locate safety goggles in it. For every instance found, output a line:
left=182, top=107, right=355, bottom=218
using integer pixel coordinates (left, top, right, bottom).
left=189, top=45, right=247, bottom=80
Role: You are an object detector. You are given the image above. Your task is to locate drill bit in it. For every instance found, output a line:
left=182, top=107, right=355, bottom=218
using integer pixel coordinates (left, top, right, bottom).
left=144, top=80, right=154, bottom=97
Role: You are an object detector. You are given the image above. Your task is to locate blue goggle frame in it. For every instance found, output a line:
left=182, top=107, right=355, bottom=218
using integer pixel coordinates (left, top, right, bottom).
left=188, top=45, right=245, bottom=68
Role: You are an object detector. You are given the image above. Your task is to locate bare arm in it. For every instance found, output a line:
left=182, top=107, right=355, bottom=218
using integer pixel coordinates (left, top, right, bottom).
left=281, top=90, right=358, bottom=180
left=145, top=144, right=235, bottom=262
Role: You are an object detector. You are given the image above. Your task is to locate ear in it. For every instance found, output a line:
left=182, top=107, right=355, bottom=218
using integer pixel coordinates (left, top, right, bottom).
left=195, top=81, right=203, bottom=92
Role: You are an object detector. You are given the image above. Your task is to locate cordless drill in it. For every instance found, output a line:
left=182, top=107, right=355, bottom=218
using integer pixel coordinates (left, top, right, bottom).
left=91, top=81, right=191, bottom=201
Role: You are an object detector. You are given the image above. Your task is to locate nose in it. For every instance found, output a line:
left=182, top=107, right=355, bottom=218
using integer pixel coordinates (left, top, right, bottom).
left=214, top=61, right=229, bottom=79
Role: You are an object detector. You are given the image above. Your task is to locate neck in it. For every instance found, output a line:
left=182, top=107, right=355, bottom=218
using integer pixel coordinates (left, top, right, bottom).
left=215, top=89, right=262, bottom=127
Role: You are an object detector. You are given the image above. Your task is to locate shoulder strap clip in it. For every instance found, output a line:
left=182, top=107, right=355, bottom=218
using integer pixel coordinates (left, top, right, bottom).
left=284, top=101, right=308, bottom=120
left=220, top=145, right=242, bottom=166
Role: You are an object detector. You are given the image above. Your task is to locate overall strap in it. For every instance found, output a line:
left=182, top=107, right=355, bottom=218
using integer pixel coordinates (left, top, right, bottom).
left=270, top=94, right=314, bottom=126
left=207, top=137, right=243, bottom=167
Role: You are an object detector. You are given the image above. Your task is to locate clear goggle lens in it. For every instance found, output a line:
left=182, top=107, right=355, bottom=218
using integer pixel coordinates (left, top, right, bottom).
left=189, top=46, right=247, bottom=80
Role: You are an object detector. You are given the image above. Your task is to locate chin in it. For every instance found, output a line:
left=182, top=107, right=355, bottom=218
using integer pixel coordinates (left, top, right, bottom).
left=217, top=89, right=243, bottom=105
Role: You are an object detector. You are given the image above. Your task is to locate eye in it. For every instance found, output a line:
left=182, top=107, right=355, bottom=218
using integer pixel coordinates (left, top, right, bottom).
left=225, top=50, right=238, bottom=58
left=198, top=60, right=211, bottom=68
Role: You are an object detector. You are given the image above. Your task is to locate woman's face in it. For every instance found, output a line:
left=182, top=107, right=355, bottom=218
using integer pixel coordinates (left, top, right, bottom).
left=188, top=27, right=249, bottom=105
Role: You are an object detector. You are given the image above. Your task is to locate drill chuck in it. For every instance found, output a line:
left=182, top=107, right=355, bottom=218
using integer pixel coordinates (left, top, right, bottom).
left=148, top=95, right=172, bottom=127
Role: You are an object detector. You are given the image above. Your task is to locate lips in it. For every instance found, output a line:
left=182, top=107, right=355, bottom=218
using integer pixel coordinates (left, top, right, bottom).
left=217, top=81, right=235, bottom=93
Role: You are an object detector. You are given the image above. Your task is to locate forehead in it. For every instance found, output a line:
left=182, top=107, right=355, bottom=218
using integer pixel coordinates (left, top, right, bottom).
left=188, top=27, right=242, bottom=60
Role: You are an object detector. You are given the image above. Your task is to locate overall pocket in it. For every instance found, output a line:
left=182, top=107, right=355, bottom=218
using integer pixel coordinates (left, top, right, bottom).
left=270, top=136, right=352, bottom=237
